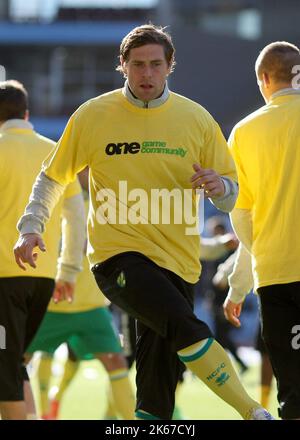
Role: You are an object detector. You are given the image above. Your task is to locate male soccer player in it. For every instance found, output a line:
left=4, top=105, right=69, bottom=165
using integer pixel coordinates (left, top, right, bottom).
left=0, top=80, right=85, bottom=420
left=14, top=25, right=272, bottom=420
left=224, top=41, right=300, bottom=419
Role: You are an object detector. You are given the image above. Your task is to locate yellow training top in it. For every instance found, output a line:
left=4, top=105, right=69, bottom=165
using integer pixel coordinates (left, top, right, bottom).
left=229, top=91, right=300, bottom=290
left=43, top=89, right=237, bottom=283
left=0, top=124, right=81, bottom=279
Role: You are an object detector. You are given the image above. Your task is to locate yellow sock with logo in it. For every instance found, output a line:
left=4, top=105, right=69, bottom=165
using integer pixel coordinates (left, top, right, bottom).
left=108, top=368, right=135, bottom=420
left=55, top=359, right=79, bottom=401
left=178, top=338, right=260, bottom=419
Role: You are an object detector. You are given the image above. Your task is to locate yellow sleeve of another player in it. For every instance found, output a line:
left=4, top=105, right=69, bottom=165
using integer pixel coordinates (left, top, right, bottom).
left=200, top=115, right=238, bottom=183
left=228, top=128, right=253, bottom=210
left=42, top=102, right=90, bottom=185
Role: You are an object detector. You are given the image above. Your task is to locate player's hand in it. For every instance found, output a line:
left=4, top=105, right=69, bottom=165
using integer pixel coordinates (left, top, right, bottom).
left=190, top=164, right=225, bottom=198
left=14, top=233, right=46, bottom=270
left=53, top=279, right=75, bottom=304
left=223, top=297, right=243, bottom=328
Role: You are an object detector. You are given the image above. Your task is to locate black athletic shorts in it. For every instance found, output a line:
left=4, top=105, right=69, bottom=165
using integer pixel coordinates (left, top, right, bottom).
left=255, top=323, right=268, bottom=354
left=0, top=276, right=54, bottom=401
left=92, top=251, right=212, bottom=419
left=258, top=282, right=300, bottom=420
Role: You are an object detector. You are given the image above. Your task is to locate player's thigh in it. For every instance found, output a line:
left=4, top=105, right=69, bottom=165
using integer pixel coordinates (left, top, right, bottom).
left=26, top=311, right=73, bottom=355
left=68, top=308, right=122, bottom=359
left=92, top=253, right=208, bottom=348
left=24, top=277, right=55, bottom=350
left=0, top=278, right=31, bottom=399
left=258, top=283, right=299, bottom=352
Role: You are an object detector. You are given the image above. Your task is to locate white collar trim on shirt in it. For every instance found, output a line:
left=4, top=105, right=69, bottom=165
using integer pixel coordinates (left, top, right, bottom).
left=271, top=87, right=300, bottom=99
left=0, top=119, right=33, bottom=132
left=122, top=80, right=170, bottom=108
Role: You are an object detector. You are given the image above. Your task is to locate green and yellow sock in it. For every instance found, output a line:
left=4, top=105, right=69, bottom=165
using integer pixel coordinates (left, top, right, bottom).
left=108, top=368, right=135, bottom=420
left=178, top=338, right=260, bottom=419
left=135, top=410, right=161, bottom=420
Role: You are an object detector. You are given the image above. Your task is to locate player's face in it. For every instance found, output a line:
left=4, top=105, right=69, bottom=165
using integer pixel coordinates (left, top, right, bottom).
left=121, top=44, right=171, bottom=102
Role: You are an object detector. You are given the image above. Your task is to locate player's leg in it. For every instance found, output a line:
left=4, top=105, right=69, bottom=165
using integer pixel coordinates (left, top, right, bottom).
left=23, top=277, right=55, bottom=419
left=104, top=384, right=118, bottom=420
left=0, top=279, right=29, bottom=419
left=69, top=307, right=135, bottom=419
left=134, top=319, right=183, bottom=420
left=109, top=309, right=136, bottom=418
left=255, top=324, right=273, bottom=409
left=261, top=353, right=273, bottom=407
left=178, top=338, right=265, bottom=419
left=47, top=344, right=79, bottom=420
left=30, top=352, right=53, bottom=418
left=0, top=277, right=53, bottom=420
left=213, top=288, right=248, bottom=374
left=258, top=282, right=300, bottom=420
left=26, top=308, right=72, bottom=419
left=118, top=307, right=185, bottom=420
left=167, top=272, right=266, bottom=420
left=172, top=364, right=186, bottom=420
left=93, top=252, right=272, bottom=420
left=97, top=352, right=134, bottom=419
left=23, top=361, right=38, bottom=420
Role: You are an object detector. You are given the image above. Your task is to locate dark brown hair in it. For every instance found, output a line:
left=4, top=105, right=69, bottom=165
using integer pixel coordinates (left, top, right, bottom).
left=117, top=24, right=176, bottom=73
left=255, top=41, right=300, bottom=83
left=0, top=80, right=28, bottom=121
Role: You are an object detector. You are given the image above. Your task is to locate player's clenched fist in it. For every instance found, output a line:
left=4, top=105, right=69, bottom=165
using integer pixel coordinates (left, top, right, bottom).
left=190, top=163, right=225, bottom=198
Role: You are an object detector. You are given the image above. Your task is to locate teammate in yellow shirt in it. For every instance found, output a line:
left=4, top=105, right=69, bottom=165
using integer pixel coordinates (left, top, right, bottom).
left=224, top=41, right=300, bottom=419
left=0, top=80, right=85, bottom=420
left=28, top=256, right=135, bottom=420
left=15, top=25, right=273, bottom=420
left=27, top=170, right=135, bottom=420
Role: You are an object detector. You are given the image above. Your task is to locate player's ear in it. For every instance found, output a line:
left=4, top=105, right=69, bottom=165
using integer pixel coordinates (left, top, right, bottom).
left=262, top=72, right=271, bottom=88
left=120, top=56, right=127, bottom=77
left=166, top=55, right=175, bottom=76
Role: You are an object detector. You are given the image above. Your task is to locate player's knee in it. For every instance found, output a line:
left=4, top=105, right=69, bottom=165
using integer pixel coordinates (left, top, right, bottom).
left=98, top=352, right=128, bottom=371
